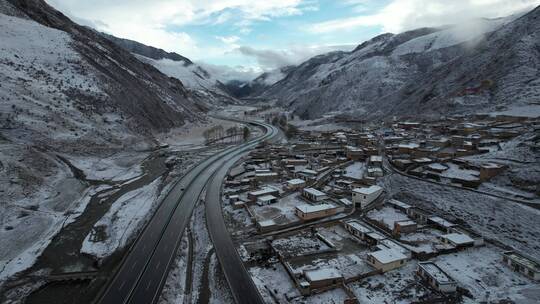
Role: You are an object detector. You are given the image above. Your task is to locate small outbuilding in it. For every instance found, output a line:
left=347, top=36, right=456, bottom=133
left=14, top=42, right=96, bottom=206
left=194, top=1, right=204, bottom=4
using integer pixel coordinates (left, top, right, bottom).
left=439, top=233, right=475, bottom=249
left=302, top=188, right=328, bottom=202
left=256, top=195, right=277, bottom=206
left=417, top=262, right=458, bottom=293
left=285, top=178, right=306, bottom=190
left=502, top=251, right=540, bottom=281
left=352, top=185, right=383, bottom=209
left=295, top=203, right=338, bottom=221
left=367, top=249, right=408, bottom=273
left=303, top=267, right=344, bottom=289
left=393, top=220, right=417, bottom=235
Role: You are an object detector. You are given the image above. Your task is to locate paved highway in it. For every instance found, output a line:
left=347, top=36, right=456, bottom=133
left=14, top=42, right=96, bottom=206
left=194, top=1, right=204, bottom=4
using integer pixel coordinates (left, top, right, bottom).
left=205, top=123, right=280, bottom=304
left=97, top=119, right=277, bottom=304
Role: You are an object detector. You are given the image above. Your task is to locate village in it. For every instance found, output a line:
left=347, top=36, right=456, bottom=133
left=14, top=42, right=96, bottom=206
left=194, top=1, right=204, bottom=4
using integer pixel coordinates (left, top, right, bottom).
left=220, top=112, right=540, bottom=303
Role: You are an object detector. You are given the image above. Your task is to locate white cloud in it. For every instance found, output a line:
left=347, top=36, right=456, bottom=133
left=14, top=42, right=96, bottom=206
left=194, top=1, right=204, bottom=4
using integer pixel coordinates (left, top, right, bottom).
left=45, top=0, right=314, bottom=59
left=310, top=0, right=540, bottom=33
left=197, top=62, right=262, bottom=82
left=216, top=35, right=240, bottom=45
left=235, top=44, right=356, bottom=70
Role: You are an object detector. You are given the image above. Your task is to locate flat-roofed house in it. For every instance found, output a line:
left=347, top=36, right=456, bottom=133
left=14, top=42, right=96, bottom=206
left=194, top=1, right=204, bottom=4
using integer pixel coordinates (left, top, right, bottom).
left=283, top=158, right=308, bottom=166
left=439, top=233, right=475, bottom=249
left=303, top=267, right=344, bottom=289
left=352, top=185, right=383, bottom=209
left=285, top=178, right=306, bottom=190
left=365, top=231, right=387, bottom=246
left=339, top=198, right=353, bottom=207
left=368, top=155, right=383, bottom=167
left=255, top=172, right=279, bottom=182
left=346, top=146, right=365, bottom=161
left=248, top=187, right=279, bottom=202
left=479, top=163, right=506, bottom=181
left=398, top=143, right=420, bottom=154
left=392, top=159, right=413, bottom=170
left=367, top=167, right=384, bottom=177
left=343, top=219, right=372, bottom=240
left=407, top=208, right=430, bottom=224
left=302, top=188, right=328, bottom=202
left=428, top=216, right=456, bottom=233
left=256, top=195, right=277, bottom=206
left=393, top=220, right=417, bottom=235
left=387, top=199, right=412, bottom=213
left=295, top=203, right=339, bottom=221
left=503, top=251, right=540, bottom=281
left=367, top=249, right=408, bottom=272
left=417, top=262, right=458, bottom=293
left=295, top=168, right=318, bottom=181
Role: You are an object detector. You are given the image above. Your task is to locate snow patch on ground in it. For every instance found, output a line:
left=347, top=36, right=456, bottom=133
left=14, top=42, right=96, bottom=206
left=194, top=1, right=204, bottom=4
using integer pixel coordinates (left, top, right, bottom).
left=64, top=152, right=147, bottom=181
left=435, top=246, right=540, bottom=303
left=381, top=173, right=540, bottom=259
left=80, top=177, right=162, bottom=259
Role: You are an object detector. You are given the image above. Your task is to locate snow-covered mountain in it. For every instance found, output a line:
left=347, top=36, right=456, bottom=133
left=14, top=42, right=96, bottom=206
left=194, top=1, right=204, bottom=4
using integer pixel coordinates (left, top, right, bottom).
left=224, top=66, right=295, bottom=99
left=0, top=0, right=211, bottom=285
left=259, top=8, right=538, bottom=119
left=0, top=0, right=207, bottom=151
left=104, top=34, right=238, bottom=105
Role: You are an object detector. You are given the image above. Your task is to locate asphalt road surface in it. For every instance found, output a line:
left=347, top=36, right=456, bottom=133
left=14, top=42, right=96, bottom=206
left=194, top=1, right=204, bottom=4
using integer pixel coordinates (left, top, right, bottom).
left=205, top=124, right=281, bottom=304
left=97, top=119, right=277, bottom=304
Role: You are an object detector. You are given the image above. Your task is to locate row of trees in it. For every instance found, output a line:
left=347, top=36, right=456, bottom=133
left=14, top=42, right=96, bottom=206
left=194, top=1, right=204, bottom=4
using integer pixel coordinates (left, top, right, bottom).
left=267, top=113, right=299, bottom=139
left=203, top=124, right=251, bottom=145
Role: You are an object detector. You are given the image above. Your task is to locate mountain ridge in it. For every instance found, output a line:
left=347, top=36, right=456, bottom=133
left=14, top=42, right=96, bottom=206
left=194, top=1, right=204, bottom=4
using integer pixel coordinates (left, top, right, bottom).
left=258, top=9, right=537, bottom=120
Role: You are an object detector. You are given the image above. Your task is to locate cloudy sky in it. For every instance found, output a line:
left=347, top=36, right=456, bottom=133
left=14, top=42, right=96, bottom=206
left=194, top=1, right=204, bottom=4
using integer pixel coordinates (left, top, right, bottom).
left=46, top=0, right=539, bottom=79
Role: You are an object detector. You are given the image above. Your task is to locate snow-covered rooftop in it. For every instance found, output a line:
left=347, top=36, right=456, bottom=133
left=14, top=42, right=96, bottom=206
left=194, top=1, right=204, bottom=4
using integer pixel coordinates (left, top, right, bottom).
left=369, top=249, right=407, bottom=264
left=303, top=188, right=327, bottom=197
left=304, top=267, right=342, bottom=282
left=427, top=163, right=448, bottom=171
left=429, top=216, right=456, bottom=228
left=399, top=143, right=420, bottom=149
left=441, top=233, right=474, bottom=245
left=396, top=220, right=416, bottom=226
left=418, top=262, right=455, bottom=284
left=258, top=195, right=277, bottom=202
left=295, top=203, right=335, bottom=214
left=370, top=156, right=383, bottom=162
left=353, top=185, right=383, bottom=195
left=366, top=232, right=387, bottom=241
left=249, top=187, right=278, bottom=196
left=339, top=198, right=353, bottom=206
left=344, top=219, right=372, bottom=233
left=298, top=169, right=317, bottom=175
left=287, top=178, right=306, bottom=185
left=387, top=199, right=412, bottom=209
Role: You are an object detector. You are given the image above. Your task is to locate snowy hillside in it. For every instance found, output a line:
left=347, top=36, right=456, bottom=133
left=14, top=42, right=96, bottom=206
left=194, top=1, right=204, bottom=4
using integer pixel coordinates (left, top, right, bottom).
left=104, top=34, right=237, bottom=105
left=0, top=0, right=207, bottom=286
left=260, top=9, right=535, bottom=119
left=134, top=55, right=236, bottom=105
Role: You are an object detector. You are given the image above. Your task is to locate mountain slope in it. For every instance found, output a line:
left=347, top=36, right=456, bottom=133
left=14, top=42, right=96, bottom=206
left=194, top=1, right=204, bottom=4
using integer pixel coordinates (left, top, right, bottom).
left=260, top=11, right=532, bottom=119
left=3, top=0, right=205, bottom=141
left=0, top=0, right=208, bottom=286
left=104, top=34, right=238, bottom=105
left=386, top=7, right=540, bottom=118
left=223, top=66, right=295, bottom=99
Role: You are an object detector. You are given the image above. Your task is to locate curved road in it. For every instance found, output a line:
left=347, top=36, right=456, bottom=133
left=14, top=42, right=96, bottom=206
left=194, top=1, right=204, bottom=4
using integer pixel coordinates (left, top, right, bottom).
left=97, top=119, right=277, bottom=304
left=205, top=123, right=280, bottom=304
